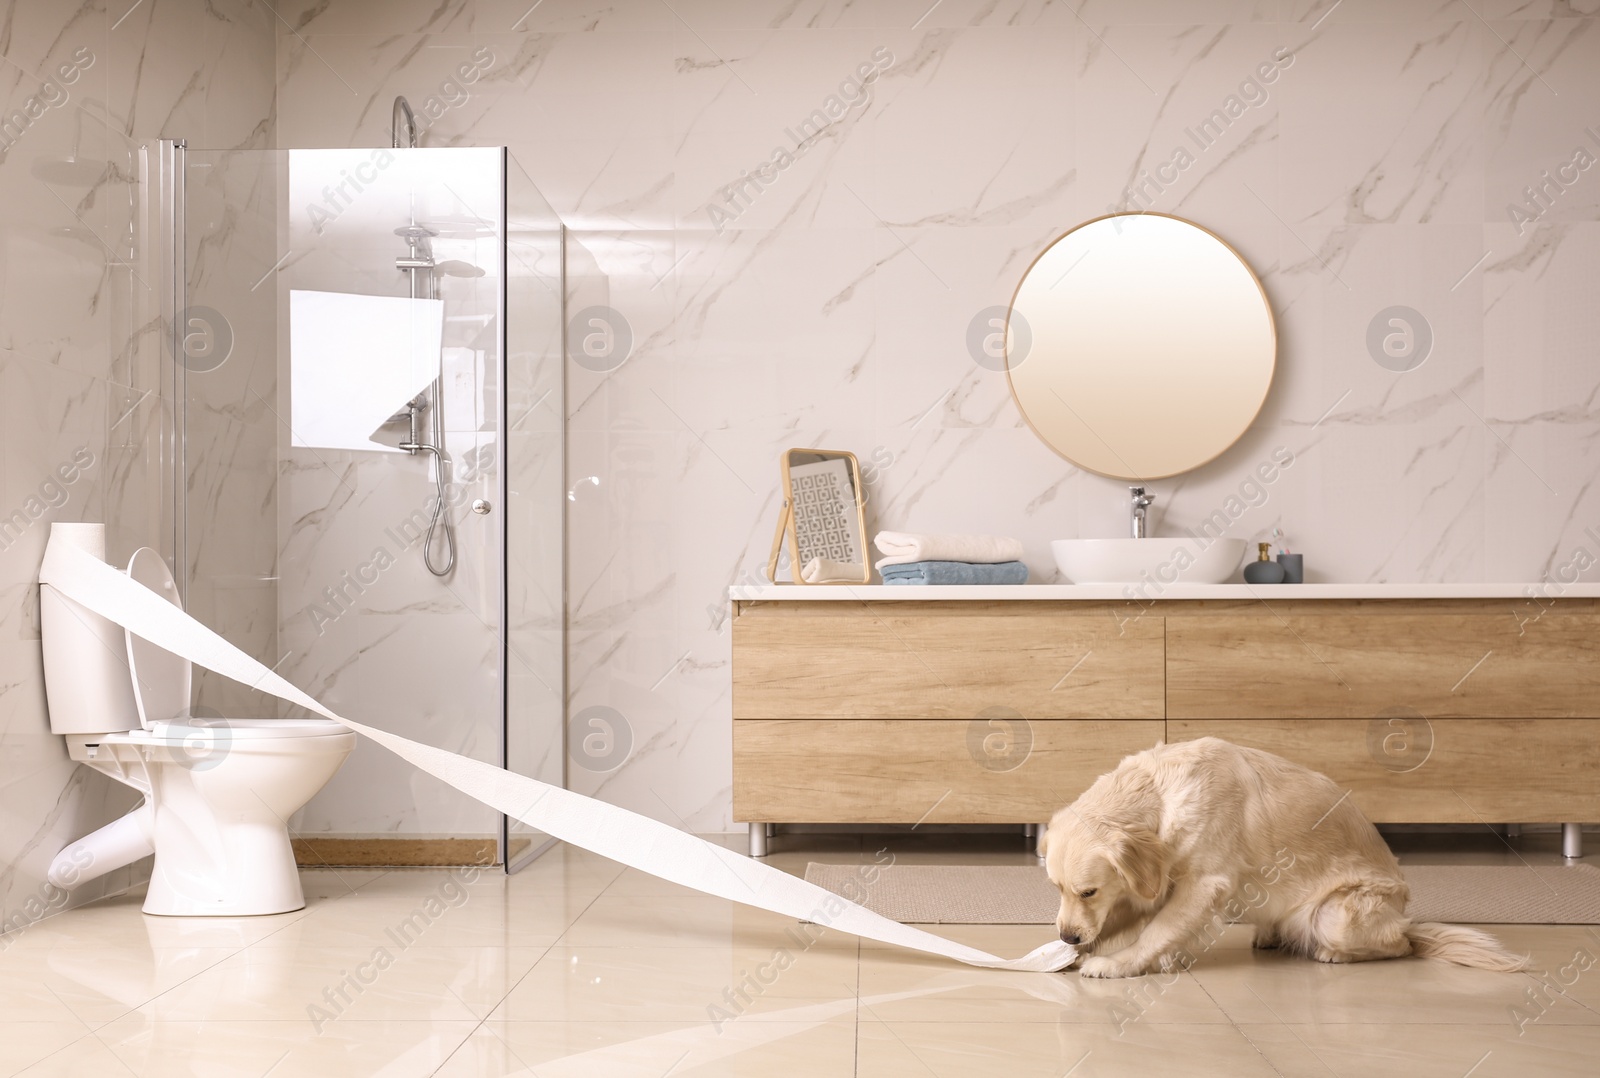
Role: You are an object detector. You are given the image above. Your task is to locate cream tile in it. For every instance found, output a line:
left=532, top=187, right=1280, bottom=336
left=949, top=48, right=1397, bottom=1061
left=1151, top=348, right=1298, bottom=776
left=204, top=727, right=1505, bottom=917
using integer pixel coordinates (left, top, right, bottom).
left=1189, top=940, right=1597, bottom=1026
left=0, top=1023, right=92, bottom=1076
left=138, top=941, right=545, bottom=1024
left=283, top=884, right=593, bottom=949
left=20, top=1017, right=478, bottom=1078
left=436, top=1016, right=859, bottom=1078
left=556, top=894, right=830, bottom=950
left=491, top=942, right=858, bottom=1023
left=1242, top=1021, right=1600, bottom=1078
left=506, top=849, right=628, bottom=896
left=296, top=867, right=395, bottom=898
left=1472, top=924, right=1600, bottom=1015
left=0, top=944, right=237, bottom=1025
left=856, top=1019, right=1284, bottom=1077
left=8, top=1033, right=133, bottom=1078
left=0, top=888, right=307, bottom=953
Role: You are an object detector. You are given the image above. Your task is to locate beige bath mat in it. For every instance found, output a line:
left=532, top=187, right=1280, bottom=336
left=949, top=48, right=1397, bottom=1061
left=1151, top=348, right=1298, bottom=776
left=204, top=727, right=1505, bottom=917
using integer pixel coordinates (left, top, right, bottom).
left=802, top=862, right=1600, bottom=925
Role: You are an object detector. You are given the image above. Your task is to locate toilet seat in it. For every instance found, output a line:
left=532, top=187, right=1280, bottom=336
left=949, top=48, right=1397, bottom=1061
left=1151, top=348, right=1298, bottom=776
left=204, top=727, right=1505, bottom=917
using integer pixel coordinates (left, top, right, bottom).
left=125, top=718, right=350, bottom=743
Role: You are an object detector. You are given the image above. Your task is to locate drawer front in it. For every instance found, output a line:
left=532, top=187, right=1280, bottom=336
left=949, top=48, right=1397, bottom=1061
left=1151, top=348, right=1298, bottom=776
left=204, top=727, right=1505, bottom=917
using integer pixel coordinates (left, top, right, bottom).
left=732, top=719, right=1162, bottom=823
left=733, top=607, right=1164, bottom=720
left=1168, top=719, right=1600, bottom=821
left=1167, top=614, right=1600, bottom=719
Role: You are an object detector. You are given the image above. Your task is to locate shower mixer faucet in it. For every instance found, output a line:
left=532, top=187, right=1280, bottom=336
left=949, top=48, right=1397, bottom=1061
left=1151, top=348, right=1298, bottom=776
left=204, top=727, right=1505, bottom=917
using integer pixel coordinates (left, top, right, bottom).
left=394, top=217, right=455, bottom=577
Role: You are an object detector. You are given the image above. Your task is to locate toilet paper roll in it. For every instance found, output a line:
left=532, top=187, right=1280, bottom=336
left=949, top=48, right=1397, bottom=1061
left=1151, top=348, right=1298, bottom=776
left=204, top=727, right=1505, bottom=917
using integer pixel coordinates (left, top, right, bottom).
left=38, top=540, right=1077, bottom=974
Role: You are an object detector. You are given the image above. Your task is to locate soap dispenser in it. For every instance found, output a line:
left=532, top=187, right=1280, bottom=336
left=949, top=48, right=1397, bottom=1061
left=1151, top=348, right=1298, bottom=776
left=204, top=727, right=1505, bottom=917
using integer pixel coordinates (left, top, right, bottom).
left=1242, top=542, right=1287, bottom=584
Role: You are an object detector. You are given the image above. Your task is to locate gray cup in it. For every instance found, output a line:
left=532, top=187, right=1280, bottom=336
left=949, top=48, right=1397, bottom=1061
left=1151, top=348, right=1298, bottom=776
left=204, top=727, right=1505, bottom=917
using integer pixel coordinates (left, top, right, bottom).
left=1277, top=553, right=1304, bottom=584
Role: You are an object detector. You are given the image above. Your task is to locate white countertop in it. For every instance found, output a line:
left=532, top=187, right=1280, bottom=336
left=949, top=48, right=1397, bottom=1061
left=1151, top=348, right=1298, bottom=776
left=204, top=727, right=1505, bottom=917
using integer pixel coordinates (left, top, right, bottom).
left=731, top=583, right=1600, bottom=601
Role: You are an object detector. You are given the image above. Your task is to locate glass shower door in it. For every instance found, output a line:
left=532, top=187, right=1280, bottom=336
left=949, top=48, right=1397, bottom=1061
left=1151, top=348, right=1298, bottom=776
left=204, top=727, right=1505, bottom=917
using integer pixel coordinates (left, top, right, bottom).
left=179, top=144, right=565, bottom=870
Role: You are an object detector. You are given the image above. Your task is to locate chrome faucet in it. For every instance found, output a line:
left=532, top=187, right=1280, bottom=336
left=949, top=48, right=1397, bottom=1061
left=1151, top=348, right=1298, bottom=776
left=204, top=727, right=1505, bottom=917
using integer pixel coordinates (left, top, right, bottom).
left=1129, top=486, right=1155, bottom=539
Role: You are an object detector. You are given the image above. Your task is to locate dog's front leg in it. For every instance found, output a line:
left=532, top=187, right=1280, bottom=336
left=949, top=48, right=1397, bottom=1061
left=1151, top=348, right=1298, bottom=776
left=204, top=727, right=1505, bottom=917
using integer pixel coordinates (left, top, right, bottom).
left=1080, top=875, right=1232, bottom=979
left=1090, top=901, right=1154, bottom=958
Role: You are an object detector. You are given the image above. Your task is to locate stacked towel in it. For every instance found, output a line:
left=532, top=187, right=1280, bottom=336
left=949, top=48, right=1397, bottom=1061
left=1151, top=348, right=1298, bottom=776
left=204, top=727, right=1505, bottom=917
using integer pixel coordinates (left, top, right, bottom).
left=881, top=560, right=1029, bottom=586
left=873, top=531, right=1025, bottom=571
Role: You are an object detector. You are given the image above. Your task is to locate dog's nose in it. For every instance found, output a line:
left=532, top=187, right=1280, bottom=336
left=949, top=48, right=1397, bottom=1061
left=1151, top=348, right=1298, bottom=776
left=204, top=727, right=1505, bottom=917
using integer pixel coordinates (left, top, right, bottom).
left=1061, top=932, right=1081, bottom=946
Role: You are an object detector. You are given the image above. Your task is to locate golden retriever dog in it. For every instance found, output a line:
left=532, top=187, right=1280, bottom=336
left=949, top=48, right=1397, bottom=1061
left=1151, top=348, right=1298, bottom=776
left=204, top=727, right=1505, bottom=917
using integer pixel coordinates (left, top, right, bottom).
left=1043, top=738, right=1528, bottom=979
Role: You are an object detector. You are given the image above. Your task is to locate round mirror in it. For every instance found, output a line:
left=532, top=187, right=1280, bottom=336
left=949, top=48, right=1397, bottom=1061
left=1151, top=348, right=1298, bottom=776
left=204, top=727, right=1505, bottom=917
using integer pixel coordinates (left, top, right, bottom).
left=1005, top=213, right=1276, bottom=480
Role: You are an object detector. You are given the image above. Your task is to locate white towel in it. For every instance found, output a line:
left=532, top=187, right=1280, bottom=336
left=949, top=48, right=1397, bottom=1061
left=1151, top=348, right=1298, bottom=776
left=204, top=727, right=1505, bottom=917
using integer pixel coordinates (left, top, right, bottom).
left=873, top=531, right=1025, bottom=570
left=801, top=557, right=866, bottom=584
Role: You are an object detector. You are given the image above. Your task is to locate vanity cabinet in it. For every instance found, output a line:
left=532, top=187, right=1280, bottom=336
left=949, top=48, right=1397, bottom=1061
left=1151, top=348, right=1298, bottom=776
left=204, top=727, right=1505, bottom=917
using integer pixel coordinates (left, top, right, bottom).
left=731, top=593, right=1600, bottom=841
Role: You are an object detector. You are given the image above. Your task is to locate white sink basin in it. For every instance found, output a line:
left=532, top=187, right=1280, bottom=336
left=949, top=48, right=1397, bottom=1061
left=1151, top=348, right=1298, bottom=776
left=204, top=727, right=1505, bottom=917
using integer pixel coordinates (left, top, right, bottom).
left=1051, top=537, right=1247, bottom=585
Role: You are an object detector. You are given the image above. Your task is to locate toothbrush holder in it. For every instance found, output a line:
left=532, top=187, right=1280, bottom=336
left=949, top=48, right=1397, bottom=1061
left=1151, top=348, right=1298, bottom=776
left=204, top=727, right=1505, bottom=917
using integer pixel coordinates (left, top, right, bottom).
left=1277, top=553, right=1304, bottom=584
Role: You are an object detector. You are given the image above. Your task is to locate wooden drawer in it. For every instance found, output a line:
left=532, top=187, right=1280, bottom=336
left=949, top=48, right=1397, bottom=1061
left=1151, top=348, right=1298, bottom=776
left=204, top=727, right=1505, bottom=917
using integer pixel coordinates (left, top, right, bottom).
left=1168, top=719, right=1600, bottom=821
left=732, top=603, right=1164, bottom=720
left=1166, top=612, right=1600, bottom=719
left=732, top=719, right=1162, bottom=822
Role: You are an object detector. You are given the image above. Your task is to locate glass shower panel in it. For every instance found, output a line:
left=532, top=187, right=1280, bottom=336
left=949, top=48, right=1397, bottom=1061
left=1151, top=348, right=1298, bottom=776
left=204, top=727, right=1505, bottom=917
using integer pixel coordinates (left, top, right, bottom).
left=503, top=153, right=565, bottom=870
left=180, top=146, right=283, bottom=720
left=181, top=146, right=563, bottom=866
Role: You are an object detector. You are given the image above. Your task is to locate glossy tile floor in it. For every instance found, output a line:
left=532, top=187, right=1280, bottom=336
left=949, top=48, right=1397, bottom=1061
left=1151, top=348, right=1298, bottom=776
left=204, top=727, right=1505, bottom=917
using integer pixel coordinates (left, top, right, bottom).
left=2, top=831, right=1597, bottom=1076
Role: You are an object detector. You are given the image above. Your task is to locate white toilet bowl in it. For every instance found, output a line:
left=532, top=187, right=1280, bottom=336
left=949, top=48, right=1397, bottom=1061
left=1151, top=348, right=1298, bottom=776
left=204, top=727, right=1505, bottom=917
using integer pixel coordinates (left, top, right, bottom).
left=42, top=525, right=356, bottom=916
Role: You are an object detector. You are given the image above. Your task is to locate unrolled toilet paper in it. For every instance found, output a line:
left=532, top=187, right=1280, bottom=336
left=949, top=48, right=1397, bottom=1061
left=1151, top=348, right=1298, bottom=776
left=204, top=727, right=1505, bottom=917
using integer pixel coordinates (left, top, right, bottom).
left=39, top=540, right=1077, bottom=974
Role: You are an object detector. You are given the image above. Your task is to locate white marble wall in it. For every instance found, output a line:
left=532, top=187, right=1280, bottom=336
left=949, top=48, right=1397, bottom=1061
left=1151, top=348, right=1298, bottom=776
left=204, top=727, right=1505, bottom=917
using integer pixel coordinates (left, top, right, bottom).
left=271, top=0, right=1600, bottom=833
left=0, top=1, right=275, bottom=929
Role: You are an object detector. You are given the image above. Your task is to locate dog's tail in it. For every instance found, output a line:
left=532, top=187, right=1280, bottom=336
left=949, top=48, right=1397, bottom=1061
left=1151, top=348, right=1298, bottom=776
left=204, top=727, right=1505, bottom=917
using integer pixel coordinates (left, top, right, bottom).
left=1404, top=922, right=1529, bottom=972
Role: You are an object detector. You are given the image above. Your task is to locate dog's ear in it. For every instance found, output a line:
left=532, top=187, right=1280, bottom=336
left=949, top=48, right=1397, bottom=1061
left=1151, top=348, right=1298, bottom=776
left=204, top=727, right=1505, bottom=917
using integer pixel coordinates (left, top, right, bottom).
left=1107, top=827, right=1166, bottom=902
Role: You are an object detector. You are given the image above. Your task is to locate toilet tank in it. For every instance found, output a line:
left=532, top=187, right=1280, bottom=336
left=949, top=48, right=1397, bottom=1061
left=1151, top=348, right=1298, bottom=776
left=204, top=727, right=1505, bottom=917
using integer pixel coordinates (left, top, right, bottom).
left=40, top=523, right=140, bottom=735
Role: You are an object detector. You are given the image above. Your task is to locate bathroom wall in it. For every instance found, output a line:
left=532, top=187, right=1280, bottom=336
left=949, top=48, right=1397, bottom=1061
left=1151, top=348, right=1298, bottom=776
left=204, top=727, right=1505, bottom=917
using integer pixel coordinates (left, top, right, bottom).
left=272, top=0, right=1600, bottom=832
left=0, top=1, right=276, bottom=930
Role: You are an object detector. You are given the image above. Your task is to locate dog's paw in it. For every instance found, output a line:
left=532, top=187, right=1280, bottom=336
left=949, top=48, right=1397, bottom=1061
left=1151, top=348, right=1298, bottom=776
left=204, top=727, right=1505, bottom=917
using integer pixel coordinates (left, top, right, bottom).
left=1079, top=955, right=1141, bottom=979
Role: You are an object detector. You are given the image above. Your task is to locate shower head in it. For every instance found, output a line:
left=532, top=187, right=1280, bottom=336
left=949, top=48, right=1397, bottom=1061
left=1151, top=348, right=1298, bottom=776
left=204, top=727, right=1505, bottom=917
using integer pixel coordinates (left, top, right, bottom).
left=432, top=260, right=485, bottom=278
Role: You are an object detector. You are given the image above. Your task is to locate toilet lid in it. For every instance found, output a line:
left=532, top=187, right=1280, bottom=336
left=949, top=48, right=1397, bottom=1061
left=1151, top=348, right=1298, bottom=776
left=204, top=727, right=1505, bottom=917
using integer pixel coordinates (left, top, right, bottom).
left=124, top=547, right=191, bottom=729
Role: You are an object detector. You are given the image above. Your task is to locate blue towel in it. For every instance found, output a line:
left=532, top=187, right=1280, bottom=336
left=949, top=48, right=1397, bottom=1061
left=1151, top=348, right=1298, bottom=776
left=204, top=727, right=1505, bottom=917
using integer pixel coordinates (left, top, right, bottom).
left=880, top=560, right=1029, bottom=585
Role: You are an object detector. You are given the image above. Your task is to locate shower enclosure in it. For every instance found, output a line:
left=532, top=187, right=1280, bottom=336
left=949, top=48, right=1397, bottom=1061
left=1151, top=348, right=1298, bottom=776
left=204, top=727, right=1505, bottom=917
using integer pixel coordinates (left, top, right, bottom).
left=173, top=141, right=566, bottom=871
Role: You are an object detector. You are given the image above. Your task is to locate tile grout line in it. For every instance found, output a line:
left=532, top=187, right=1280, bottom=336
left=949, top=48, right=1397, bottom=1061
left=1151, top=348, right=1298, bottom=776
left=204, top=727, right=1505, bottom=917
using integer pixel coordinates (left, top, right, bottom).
left=427, top=854, right=615, bottom=1075
left=1187, top=963, right=1292, bottom=1078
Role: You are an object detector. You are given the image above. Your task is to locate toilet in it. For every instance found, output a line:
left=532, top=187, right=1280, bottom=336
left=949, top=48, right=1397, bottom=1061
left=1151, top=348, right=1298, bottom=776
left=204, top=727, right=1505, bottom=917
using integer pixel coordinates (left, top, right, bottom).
left=40, top=523, right=356, bottom=916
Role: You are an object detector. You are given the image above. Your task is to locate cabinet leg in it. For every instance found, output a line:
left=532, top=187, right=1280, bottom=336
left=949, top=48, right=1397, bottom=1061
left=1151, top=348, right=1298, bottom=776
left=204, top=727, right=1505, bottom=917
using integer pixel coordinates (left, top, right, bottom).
left=1023, top=824, right=1038, bottom=840
left=1562, top=823, right=1583, bottom=860
left=1506, top=824, right=1521, bottom=839
left=749, top=822, right=768, bottom=858
left=1036, top=822, right=1049, bottom=860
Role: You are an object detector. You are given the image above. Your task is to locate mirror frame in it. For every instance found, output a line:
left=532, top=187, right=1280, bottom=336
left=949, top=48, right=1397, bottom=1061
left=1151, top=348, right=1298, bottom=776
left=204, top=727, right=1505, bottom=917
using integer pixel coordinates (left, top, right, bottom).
left=1003, top=211, right=1277, bottom=480
left=767, top=448, right=871, bottom=586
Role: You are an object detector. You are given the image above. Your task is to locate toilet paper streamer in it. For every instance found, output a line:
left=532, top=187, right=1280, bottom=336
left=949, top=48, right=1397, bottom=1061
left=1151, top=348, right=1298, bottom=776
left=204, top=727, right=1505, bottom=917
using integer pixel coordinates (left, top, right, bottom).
left=39, top=542, right=1077, bottom=974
